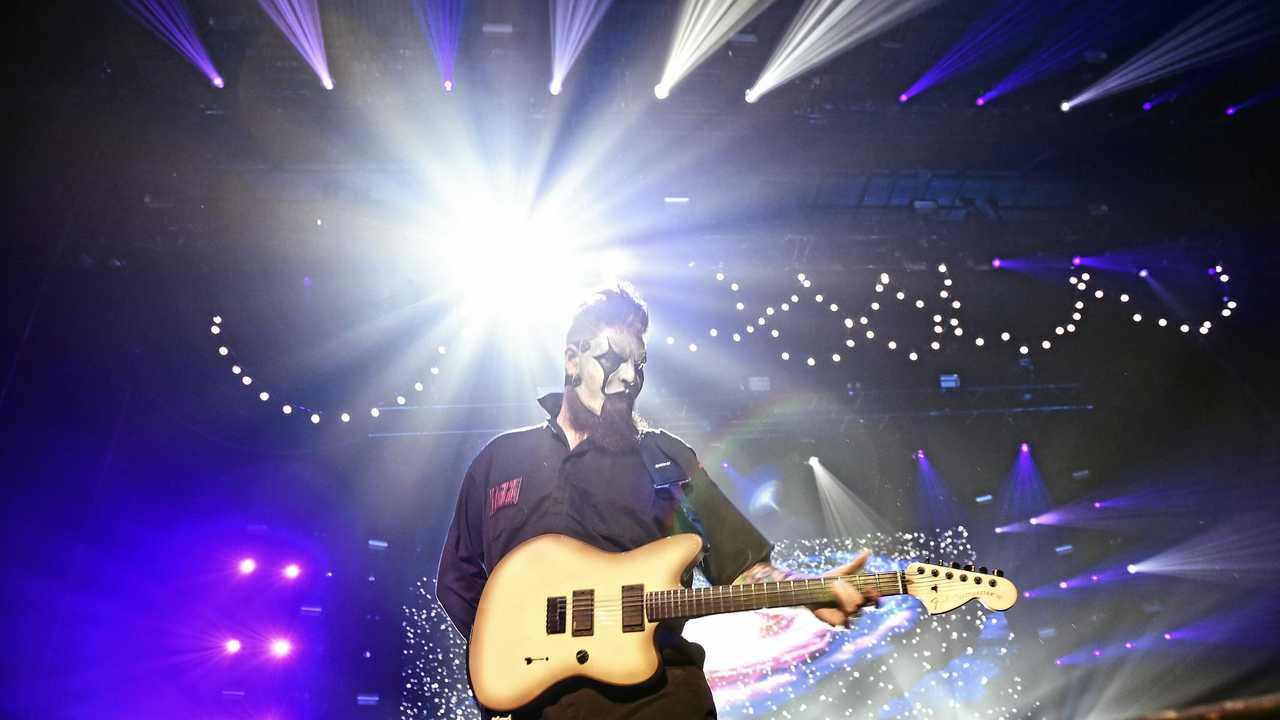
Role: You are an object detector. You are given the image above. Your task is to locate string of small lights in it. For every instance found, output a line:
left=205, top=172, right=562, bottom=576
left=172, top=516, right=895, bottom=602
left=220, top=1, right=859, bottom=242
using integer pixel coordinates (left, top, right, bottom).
left=208, top=315, right=445, bottom=425
left=675, top=261, right=1236, bottom=364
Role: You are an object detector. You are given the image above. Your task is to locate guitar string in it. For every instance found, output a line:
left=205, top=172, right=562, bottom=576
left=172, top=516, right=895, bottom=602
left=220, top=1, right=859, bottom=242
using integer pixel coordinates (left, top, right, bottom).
left=582, top=575, right=997, bottom=612
left=555, top=574, right=1006, bottom=617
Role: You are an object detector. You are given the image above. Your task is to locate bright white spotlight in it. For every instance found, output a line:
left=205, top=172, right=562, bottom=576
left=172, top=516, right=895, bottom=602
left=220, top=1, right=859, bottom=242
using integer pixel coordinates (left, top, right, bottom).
left=1060, top=101, right=1071, bottom=112
left=549, top=81, right=562, bottom=96
left=238, top=558, right=257, bottom=575
left=654, top=83, right=670, bottom=100
left=1127, top=564, right=1138, bottom=574
left=225, top=638, right=242, bottom=654
left=283, top=563, right=301, bottom=580
left=808, top=456, right=819, bottom=465
left=270, top=638, right=293, bottom=658
left=657, top=0, right=775, bottom=99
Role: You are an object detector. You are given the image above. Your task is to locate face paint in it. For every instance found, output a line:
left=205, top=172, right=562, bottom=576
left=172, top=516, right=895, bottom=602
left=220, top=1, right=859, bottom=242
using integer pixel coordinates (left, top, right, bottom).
left=568, top=327, right=646, bottom=416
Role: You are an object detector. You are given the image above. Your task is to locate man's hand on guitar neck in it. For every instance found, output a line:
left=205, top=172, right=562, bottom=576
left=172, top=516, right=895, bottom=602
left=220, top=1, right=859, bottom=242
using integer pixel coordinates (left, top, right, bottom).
left=732, top=550, right=880, bottom=629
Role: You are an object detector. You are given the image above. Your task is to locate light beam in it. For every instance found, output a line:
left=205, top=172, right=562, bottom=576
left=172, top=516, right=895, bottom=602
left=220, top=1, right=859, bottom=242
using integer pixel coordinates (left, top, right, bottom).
left=748, top=0, right=942, bottom=103
left=551, top=0, right=617, bottom=96
left=121, top=0, right=223, bottom=88
left=1063, top=1, right=1280, bottom=111
left=412, top=0, right=464, bottom=92
left=657, top=0, right=778, bottom=100
left=257, top=0, right=334, bottom=90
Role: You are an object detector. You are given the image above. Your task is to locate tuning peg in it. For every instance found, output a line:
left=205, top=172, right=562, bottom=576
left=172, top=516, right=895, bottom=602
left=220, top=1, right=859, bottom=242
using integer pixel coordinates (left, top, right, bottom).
left=950, top=562, right=960, bottom=569
left=995, top=569, right=1004, bottom=577
left=979, top=566, right=989, bottom=575
left=963, top=564, right=975, bottom=572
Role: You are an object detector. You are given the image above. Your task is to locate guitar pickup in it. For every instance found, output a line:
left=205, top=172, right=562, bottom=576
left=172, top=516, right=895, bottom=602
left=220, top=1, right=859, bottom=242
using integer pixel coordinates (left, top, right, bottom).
left=571, top=589, right=594, bottom=637
left=621, top=584, right=644, bottom=633
left=545, top=596, right=567, bottom=634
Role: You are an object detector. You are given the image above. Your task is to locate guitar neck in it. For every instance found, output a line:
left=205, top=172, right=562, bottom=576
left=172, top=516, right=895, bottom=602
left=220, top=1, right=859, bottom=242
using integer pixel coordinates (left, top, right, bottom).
left=645, top=572, right=905, bottom=622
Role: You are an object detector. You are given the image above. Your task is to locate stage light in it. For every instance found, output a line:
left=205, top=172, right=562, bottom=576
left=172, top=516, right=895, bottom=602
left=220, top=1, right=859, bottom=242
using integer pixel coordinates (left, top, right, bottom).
left=1138, top=268, right=1149, bottom=278
left=654, top=83, right=670, bottom=100
left=930, top=341, right=940, bottom=350
left=770, top=329, right=779, bottom=338
left=1220, top=274, right=1230, bottom=283
left=270, top=638, right=293, bottom=658
left=310, top=414, right=320, bottom=424
left=443, top=79, right=453, bottom=92
left=549, top=81, right=562, bottom=96
left=1020, top=442, right=1029, bottom=453
left=1142, top=101, right=1152, bottom=111
left=708, top=328, right=718, bottom=337
left=909, top=352, right=919, bottom=361
left=1019, top=345, right=1028, bottom=355
left=430, top=367, right=440, bottom=375
left=283, top=563, right=301, bottom=579
left=1041, top=340, right=1051, bottom=349
left=370, top=407, right=380, bottom=418
left=1029, top=517, right=1039, bottom=526
left=898, top=93, right=909, bottom=103
left=259, top=391, right=270, bottom=401
left=1001, top=332, right=1011, bottom=341
left=846, top=339, right=855, bottom=348
left=780, top=352, right=790, bottom=360
left=975, top=337, right=984, bottom=346
left=991, top=258, right=1001, bottom=268
left=230, top=365, right=241, bottom=375
left=1063, top=2, right=1274, bottom=112
left=886, top=341, right=897, bottom=350
left=732, top=333, right=741, bottom=342
left=832, top=353, right=841, bottom=362
left=808, top=456, right=819, bottom=465
left=396, top=396, right=406, bottom=405
left=747, top=0, right=941, bottom=102
left=257, top=0, right=333, bottom=90
left=121, top=0, right=224, bottom=88
left=225, top=638, right=242, bottom=654
left=281, top=404, right=292, bottom=415
left=210, top=325, right=221, bottom=335
left=1163, top=632, right=1173, bottom=640
left=1132, top=314, right=1142, bottom=322
left=1127, top=564, right=1138, bottom=574
left=735, top=302, right=745, bottom=310
left=218, top=346, right=228, bottom=356
left=239, top=558, right=257, bottom=574
left=340, top=412, right=350, bottom=423
left=688, top=343, right=698, bottom=352
left=806, top=357, right=816, bottom=366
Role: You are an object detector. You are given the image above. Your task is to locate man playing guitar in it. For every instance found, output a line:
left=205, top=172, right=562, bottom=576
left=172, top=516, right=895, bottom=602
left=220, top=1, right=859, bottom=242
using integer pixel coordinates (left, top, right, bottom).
left=437, top=283, right=876, bottom=718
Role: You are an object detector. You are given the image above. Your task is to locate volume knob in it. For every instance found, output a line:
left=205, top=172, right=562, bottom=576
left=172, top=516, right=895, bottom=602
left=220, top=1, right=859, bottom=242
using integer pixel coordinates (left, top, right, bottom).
left=576, top=650, right=589, bottom=665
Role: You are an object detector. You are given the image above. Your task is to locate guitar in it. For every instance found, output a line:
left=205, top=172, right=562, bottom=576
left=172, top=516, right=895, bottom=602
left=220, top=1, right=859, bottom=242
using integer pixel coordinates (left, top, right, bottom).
left=469, top=533, right=1018, bottom=713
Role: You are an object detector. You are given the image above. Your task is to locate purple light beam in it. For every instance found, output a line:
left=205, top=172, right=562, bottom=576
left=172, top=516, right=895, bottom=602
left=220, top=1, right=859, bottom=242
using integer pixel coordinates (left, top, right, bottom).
left=121, top=0, right=223, bottom=88
left=1223, top=84, right=1280, bottom=117
left=901, top=0, right=1052, bottom=103
left=550, top=0, right=616, bottom=96
left=257, top=0, right=334, bottom=90
left=983, top=0, right=1154, bottom=104
left=412, top=0, right=464, bottom=92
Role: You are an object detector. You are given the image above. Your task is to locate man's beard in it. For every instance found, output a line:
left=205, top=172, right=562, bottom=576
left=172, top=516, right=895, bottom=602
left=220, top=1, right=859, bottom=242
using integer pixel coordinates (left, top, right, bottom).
left=565, top=389, right=641, bottom=452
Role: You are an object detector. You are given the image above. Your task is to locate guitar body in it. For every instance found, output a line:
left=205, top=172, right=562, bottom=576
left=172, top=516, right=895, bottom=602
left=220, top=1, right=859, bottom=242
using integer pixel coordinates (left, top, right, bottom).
left=469, top=533, right=704, bottom=713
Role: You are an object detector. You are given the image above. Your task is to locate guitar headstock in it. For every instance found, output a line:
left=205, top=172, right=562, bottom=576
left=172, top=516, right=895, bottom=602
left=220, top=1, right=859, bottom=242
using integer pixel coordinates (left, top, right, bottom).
left=902, top=561, right=1018, bottom=615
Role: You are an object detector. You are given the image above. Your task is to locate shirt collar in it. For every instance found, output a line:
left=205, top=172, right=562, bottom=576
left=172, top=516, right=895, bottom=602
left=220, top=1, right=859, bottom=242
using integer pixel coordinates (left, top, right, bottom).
left=538, top=392, right=570, bottom=446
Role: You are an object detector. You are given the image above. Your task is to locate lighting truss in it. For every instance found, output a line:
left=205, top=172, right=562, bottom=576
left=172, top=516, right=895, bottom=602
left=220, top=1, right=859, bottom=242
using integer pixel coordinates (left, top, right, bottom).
left=550, top=0, right=617, bottom=95
left=747, top=0, right=941, bottom=103
left=656, top=0, right=777, bottom=99
left=256, top=0, right=334, bottom=90
left=121, top=0, right=223, bottom=88
left=1062, top=0, right=1279, bottom=112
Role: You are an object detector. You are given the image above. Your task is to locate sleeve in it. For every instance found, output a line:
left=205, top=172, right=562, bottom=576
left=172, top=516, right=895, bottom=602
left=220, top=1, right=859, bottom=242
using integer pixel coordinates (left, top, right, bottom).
left=652, top=430, right=774, bottom=586
left=435, top=453, right=490, bottom=641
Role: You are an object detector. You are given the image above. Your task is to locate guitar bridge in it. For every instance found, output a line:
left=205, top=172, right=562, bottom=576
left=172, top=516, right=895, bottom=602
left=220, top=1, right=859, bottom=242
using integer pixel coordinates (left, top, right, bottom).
left=545, top=596, right=567, bottom=634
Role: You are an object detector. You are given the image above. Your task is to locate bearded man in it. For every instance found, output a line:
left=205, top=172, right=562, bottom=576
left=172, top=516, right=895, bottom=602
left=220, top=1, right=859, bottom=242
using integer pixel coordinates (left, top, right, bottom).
left=437, top=283, right=874, bottom=718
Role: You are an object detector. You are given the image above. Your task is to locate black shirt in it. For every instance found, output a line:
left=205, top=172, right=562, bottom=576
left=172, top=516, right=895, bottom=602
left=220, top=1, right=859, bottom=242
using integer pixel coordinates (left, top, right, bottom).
left=436, top=393, right=774, bottom=660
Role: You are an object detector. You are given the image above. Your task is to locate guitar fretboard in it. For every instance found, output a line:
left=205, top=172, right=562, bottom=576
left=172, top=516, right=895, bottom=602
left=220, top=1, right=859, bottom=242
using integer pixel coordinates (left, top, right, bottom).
left=644, top=572, right=904, bottom=622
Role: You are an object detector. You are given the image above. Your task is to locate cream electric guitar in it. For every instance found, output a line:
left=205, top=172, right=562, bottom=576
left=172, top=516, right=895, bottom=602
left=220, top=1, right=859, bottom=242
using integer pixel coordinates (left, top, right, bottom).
left=469, top=533, right=1018, bottom=713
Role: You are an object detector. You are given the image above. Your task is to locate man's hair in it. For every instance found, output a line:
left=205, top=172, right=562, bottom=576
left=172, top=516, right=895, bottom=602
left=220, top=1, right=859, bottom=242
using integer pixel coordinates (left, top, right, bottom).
left=565, top=282, right=649, bottom=347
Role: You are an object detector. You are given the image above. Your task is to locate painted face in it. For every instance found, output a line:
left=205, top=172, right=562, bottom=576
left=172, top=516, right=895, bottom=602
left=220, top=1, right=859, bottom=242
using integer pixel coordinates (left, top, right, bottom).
left=567, top=327, right=646, bottom=416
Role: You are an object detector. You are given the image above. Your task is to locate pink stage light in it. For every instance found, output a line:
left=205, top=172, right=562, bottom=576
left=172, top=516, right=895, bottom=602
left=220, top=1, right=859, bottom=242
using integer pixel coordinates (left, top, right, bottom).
left=225, top=638, right=242, bottom=654
left=238, top=558, right=257, bottom=574
left=270, top=638, right=293, bottom=658
left=283, top=563, right=301, bottom=580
